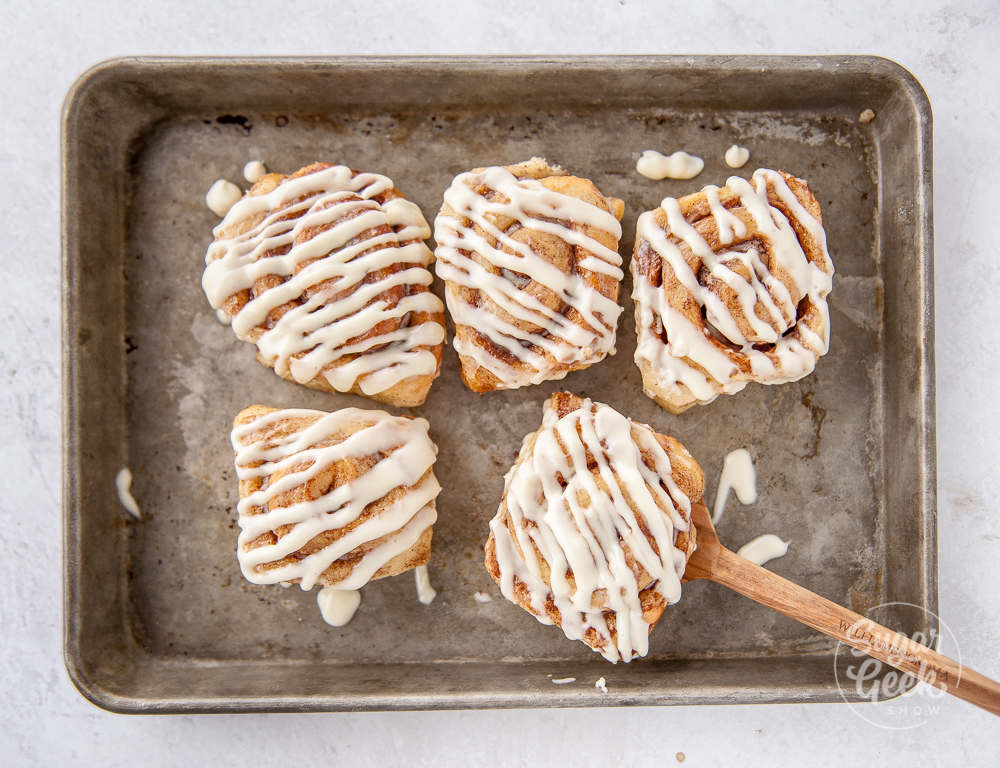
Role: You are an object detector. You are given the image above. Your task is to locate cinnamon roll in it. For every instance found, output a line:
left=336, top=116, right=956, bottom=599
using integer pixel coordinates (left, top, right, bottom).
left=434, top=158, right=625, bottom=392
left=632, top=168, right=835, bottom=413
left=203, top=163, right=446, bottom=407
left=232, top=404, right=441, bottom=625
left=484, top=392, right=704, bottom=663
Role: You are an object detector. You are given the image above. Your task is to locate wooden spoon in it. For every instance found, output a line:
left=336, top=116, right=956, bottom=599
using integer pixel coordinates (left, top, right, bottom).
left=683, top=500, right=1000, bottom=716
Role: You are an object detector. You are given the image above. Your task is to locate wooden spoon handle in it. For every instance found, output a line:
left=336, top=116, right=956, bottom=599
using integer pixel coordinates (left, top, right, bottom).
left=710, top=548, right=1000, bottom=716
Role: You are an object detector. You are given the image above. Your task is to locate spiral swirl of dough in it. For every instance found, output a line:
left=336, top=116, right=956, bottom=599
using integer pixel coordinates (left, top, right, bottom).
left=632, top=168, right=834, bottom=414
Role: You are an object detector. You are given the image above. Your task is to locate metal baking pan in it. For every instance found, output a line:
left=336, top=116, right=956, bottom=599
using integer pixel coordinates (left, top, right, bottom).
left=62, top=55, right=934, bottom=713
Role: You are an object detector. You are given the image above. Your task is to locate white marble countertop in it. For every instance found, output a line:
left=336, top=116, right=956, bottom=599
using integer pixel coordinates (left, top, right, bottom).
left=3, top=0, right=999, bottom=764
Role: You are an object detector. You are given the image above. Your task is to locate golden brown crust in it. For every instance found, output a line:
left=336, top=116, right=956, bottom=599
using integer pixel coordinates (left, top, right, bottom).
left=436, top=159, right=625, bottom=393
left=233, top=405, right=434, bottom=587
left=483, top=392, right=703, bottom=658
left=211, top=163, right=445, bottom=408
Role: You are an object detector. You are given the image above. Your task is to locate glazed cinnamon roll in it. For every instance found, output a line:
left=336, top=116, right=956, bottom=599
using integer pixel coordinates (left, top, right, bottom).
left=632, top=168, right=835, bottom=413
left=203, top=163, right=446, bottom=407
left=232, top=405, right=441, bottom=625
left=434, top=158, right=625, bottom=392
left=484, top=392, right=704, bottom=663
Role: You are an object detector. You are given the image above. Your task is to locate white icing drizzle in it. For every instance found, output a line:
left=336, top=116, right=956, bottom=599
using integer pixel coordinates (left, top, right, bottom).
left=724, top=145, right=750, bottom=169
left=632, top=168, right=834, bottom=407
left=204, top=165, right=445, bottom=398
left=489, top=397, right=693, bottom=663
left=243, top=160, right=268, bottom=183
left=206, top=178, right=243, bottom=217
left=317, top=587, right=361, bottom=626
left=636, top=150, right=705, bottom=180
left=709, top=451, right=785, bottom=567
left=712, top=448, right=757, bottom=524
left=232, top=407, right=440, bottom=592
left=434, top=162, right=624, bottom=389
left=595, top=676, right=609, bottom=693
left=551, top=677, right=576, bottom=685
left=737, top=534, right=789, bottom=566
left=414, top=564, right=437, bottom=605
left=115, top=468, right=141, bottom=520
left=473, top=591, right=493, bottom=603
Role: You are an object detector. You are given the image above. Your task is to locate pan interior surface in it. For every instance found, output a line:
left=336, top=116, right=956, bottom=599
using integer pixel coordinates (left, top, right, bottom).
left=61, top=56, right=933, bottom=712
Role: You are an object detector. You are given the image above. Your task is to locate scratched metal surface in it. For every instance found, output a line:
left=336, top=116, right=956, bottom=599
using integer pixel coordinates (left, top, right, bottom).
left=62, top=57, right=935, bottom=712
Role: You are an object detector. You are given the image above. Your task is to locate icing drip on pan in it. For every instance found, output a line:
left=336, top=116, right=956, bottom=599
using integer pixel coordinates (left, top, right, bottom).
left=115, top=468, right=142, bottom=520
left=206, top=179, right=242, bottom=217
left=636, top=150, right=704, bottom=180
left=414, top=564, right=437, bottom=604
left=712, top=448, right=757, bottom=524
left=317, top=587, right=361, bottom=626
left=709, top=450, right=788, bottom=568
left=724, top=145, right=750, bottom=169
left=243, top=160, right=268, bottom=183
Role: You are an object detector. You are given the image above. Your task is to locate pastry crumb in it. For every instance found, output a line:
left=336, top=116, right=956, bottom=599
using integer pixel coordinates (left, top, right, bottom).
left=595, top=676, right=608, bottom=693
left=859, top=108, right=876, bottom=124
left=551, top=677, right=576, bottom=685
